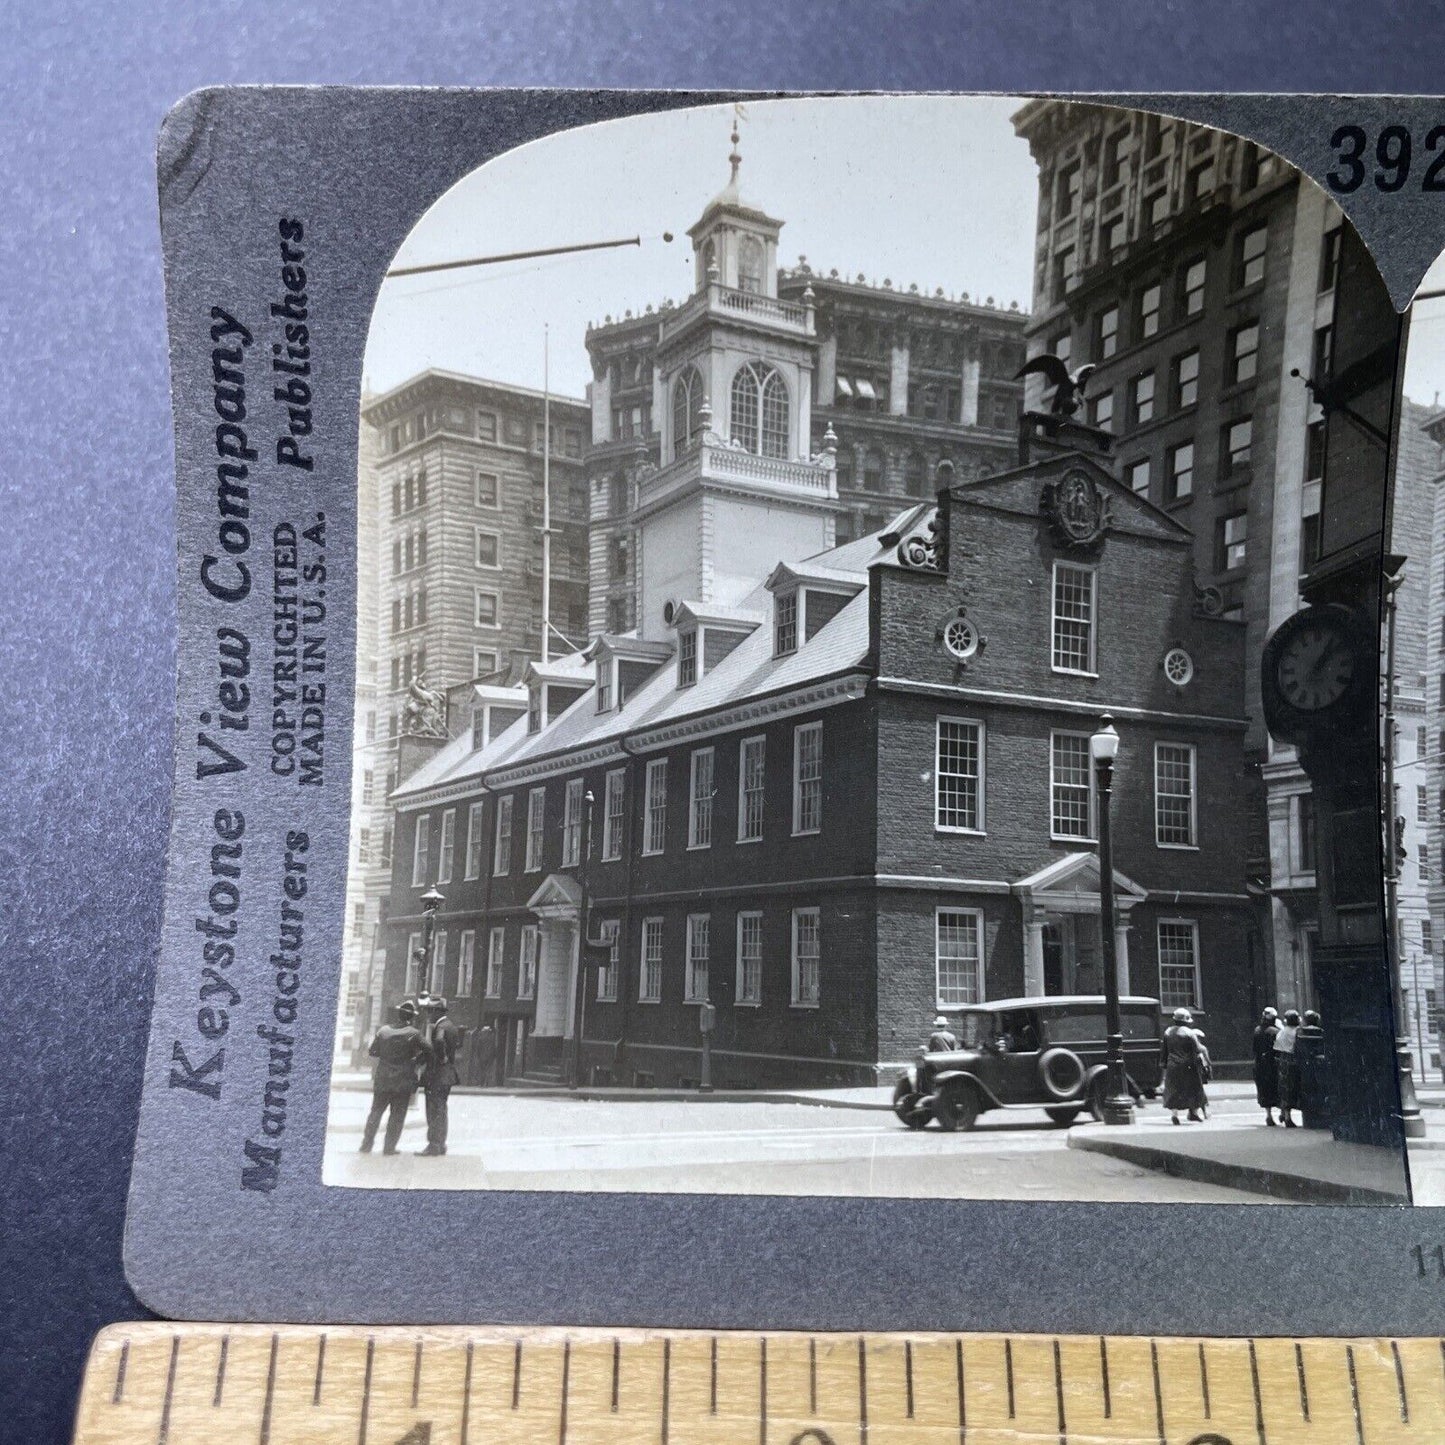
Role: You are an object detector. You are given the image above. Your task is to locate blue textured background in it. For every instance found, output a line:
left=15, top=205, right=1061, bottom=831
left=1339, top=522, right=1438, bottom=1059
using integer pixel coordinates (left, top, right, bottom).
left=6, top=4, right=1445, bottom=1439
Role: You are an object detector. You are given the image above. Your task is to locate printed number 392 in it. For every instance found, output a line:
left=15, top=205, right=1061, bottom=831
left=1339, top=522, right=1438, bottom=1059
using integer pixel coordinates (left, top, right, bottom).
left=1327, top=124, right=1445, bottom=193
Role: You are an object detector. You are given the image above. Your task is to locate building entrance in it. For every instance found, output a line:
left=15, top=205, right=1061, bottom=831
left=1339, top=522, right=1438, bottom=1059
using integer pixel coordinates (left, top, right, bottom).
left=1041, top=915, right=1104, bottom=995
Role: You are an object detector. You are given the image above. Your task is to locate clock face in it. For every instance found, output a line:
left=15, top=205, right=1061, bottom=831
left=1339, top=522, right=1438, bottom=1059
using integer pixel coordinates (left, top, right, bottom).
left=1276, top=618, right=1356, bottom=712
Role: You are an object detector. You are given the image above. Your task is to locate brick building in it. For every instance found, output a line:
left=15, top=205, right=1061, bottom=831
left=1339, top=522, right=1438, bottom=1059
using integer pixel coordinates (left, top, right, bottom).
left=583, top=141, right=1030, bottom=636
left=1011, top=100, right=1355, bottom=1012
left=378, top=154, right=1254, bottom=1086
left=339, top=373, right=590, bottom=1053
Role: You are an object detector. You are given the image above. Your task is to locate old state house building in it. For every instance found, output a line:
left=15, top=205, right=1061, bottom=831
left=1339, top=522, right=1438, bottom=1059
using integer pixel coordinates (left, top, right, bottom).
left=378, top=162, right=1256, bottom=1088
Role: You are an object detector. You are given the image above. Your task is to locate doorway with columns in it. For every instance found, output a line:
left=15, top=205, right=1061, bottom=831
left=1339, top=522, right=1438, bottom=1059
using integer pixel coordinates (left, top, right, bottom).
left=1013, top=852, right=1146, bottom=998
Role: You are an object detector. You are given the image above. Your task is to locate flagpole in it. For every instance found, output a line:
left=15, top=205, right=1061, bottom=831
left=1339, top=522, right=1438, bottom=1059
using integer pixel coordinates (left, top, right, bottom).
left=542, top=323, right=552, bottom=666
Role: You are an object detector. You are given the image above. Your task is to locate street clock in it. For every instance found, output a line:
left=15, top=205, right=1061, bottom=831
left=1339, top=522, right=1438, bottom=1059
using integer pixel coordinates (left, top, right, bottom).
left=1260, top=602, right=1375, bottom=747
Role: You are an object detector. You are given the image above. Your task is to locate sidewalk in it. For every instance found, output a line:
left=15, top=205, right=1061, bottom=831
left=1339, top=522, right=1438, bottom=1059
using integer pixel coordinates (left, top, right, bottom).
left=1069, top=1118, right=1412, bottom=1204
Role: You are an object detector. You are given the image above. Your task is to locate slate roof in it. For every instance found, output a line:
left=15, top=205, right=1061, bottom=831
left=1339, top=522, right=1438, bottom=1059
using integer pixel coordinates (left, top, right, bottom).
left=392, top=520, right=909, bottom=803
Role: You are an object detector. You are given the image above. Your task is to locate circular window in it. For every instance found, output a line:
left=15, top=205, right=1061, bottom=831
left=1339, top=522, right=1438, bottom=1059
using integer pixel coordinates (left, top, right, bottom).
left=1163, top=647, right=1195, bottom=686
left=943, top=614, right=980, bottom=662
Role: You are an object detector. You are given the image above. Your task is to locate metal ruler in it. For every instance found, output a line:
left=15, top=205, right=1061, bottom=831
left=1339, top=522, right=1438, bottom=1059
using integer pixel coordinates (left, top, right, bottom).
left=72, top=1322, right=1445, bottom=1444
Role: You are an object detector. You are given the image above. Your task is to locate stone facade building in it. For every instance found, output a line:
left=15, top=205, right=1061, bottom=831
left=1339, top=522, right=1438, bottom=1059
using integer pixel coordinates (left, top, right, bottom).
left=338, top=373, right=590, bottom=1053
left=1012, top=99, right=1356, bottom=1013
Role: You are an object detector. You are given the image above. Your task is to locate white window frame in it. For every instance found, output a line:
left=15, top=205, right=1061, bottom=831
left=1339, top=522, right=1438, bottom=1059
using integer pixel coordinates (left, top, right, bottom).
left=935, top=717, right=985, bottom=834
left=736, top=911, right=763, bottom=1006
left=562, top=778, right=584, bottom=868
left=1050, top=730, right=1098, bottom=842
left=405, top=931, right=422, bottom=995
left=688, top=748, right=715, bottom=850
left=464, top=801, right=485, bottom=880
left=639, top=917, right=664, bottom=1003
left=791, top=907, right=821, bottom=1008
left=411, top=814, right=431, bottom=888
left=737, top=735, right=766, bottom=843
left=685, top=913, right=711, bottom=1004
left=474, top=588, right=500, bottom=629
left=642, top=758, right=667, bottom=856
left=775, top=591, right=799, bottom=656
left=493, top=794, right=513, bottom=876
left=525, top=786, right=546, bottom=873
left=936, top=907, right=985, bottom=1008
left=792, top=721, right=823, bottom=836
left=457, top=930, right=476, bottom=998
left=596, top=657, right=614, bottom=713
left=429, top=930, right=448, bottom=996
left=475, top=468, right=500, bottom=507
left=1157, top=918, right=1202, bottom=1011
left=597, top=920, right=620, bottom=1002
left=518, top=925, right=538, bottom=1001
left=473, top=647, right=498, bottom=677
left=678, top=629, right=698, bottom=687
left=486, top=926, right=505, bottom=999
left=602, top=768, right=625, bottom=861
left=1154, top=742, right=1199, bottom=849
left=437, top=808, right=456, bottom=884
left=475, top=527, right=502, bottom=570
left=1050, top=561, right=1098, bottom=677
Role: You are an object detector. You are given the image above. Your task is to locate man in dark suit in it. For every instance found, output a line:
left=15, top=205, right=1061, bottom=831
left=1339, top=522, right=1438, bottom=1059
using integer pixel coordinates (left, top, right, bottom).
left=418, top=997, right=467, bottom=1157
left=359, top=1000, right=426, bottom=1155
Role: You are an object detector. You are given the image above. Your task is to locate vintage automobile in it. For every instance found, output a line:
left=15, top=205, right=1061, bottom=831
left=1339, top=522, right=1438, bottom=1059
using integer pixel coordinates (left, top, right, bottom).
left=891, top=995, right=1165, bottom=1130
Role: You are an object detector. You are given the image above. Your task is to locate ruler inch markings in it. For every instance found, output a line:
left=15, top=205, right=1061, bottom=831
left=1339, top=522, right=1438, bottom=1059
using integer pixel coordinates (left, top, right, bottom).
left=71, top=1323, right=1445, bottom=1445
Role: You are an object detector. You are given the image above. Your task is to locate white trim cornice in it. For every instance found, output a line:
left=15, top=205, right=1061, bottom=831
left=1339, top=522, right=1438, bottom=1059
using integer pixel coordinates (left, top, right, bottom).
left=875, top=676, right=1247, bottom=730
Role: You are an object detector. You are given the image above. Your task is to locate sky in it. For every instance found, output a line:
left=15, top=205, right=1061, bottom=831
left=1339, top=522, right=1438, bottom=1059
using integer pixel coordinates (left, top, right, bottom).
left=364, top=96, right=1040, bottom=400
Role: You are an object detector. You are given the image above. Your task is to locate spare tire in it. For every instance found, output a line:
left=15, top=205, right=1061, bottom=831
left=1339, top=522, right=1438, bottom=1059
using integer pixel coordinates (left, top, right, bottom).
left=1037, top=1046, right=1086, bottom=1099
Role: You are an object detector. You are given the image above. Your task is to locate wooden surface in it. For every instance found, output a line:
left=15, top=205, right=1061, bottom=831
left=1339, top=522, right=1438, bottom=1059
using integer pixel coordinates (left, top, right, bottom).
left=72, top=1322, right=1445, bottom=1443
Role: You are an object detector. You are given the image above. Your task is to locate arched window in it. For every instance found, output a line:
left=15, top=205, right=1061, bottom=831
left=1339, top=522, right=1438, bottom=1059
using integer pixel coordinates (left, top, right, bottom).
left=905, top=452, right=926, bottom=497
left=730, top=362, right=790, bottom=458
left=671, top=366, right=704, bottom=460
left=863, top=449, right=885, bottom=492
left=702, top=239, right=717, bottom=282
left=739, top=235, right=764, bottom=294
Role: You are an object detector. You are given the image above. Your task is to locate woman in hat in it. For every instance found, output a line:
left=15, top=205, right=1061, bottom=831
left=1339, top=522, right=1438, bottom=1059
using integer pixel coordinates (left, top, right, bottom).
left=1161, top=1006, right=1209, bottom=1124
left=1252, top=1006, right=1282, bottom=1125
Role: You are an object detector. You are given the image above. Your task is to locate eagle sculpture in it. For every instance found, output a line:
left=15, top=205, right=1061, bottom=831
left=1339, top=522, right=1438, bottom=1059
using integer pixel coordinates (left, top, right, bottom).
left=1015, top=354, right=1097, bottom=417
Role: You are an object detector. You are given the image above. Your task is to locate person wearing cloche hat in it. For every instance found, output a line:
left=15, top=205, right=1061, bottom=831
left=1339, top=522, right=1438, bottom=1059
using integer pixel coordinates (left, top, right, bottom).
left=1252, top=1006, right=1282, bottom=1126
left=1161, top=1006, right=1209, bottom=1125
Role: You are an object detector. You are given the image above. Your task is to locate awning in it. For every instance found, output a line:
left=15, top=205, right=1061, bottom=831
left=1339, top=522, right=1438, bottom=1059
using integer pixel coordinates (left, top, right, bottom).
left=854, top=377, right=877, bottom=401
left=834, top=375, right=854, bottom=398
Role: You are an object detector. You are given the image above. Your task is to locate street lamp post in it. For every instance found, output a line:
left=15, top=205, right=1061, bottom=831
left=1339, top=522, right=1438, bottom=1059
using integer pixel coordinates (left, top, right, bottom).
left=418, top=886, right=445, bottom=996
left=1090, top=716, right=1134, bottom=1126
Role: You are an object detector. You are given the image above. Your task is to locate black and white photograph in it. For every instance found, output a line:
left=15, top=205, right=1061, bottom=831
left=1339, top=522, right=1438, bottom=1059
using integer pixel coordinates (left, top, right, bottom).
left=321, top=95, right=1429, bottom=1204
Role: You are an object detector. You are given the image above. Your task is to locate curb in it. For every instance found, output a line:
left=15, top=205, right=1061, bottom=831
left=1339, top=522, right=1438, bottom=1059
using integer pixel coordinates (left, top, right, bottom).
left=330, top=1079, right=893, bottom=1111
left=1068, top=1133, right=1409, bottom=1205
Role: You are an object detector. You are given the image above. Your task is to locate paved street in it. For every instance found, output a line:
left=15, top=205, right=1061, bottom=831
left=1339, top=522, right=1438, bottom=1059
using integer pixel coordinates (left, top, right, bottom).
left=323, top=1085, right=1283, bottom=1201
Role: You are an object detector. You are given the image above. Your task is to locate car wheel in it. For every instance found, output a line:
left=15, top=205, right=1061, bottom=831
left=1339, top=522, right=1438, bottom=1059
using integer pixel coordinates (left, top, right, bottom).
left=932, top=1080, right=980, bottom=1132
left=892, top=1077, right=929, bottom=1129
left=1045, top=1105, right=1082, bottom=1126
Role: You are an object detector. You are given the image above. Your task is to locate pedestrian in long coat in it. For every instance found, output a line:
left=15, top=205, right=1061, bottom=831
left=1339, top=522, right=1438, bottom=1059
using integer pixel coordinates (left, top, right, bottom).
left=360, top=1002, right=427, bottom=1155
left=1161, top=1007, right=1208, bottom=1123
left=417, top=999, right=466, bottom=1157
left=1252, top=1007, right=1281, bottom=1125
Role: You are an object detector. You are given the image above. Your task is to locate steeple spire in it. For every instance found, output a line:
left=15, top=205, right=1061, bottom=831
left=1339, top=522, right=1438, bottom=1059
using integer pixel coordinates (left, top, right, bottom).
left=728, top=103, right=743, bottom=187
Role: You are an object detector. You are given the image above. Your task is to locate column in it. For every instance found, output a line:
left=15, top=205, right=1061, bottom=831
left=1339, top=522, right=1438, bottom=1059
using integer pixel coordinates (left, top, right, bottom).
left=1114, top=922, right=1131, bottom=994
left=889, top=331, right=910, bottom=417
left=816, top=332, right=837, bottom=408
left=961, top=334, right=981, bottom=427
left=1024, top=919, right=1047, bottom=996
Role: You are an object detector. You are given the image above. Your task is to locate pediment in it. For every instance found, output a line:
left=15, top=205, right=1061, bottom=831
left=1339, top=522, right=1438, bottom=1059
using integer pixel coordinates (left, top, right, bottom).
left=526, top=872, right=584, bottom=914
left=1012, top=850, right=1148, bottom=904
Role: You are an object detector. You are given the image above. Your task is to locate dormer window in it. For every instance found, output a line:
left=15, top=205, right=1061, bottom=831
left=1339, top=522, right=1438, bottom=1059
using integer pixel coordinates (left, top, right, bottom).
left=527, top=687, right=543, bottom=734
left=596, top=658, right=614, bottom=712
left=472, top=708, right=486, bottom=751
left=775, top=593, right=798, bottom=656
left=678, top=630, right=698, bottom=687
